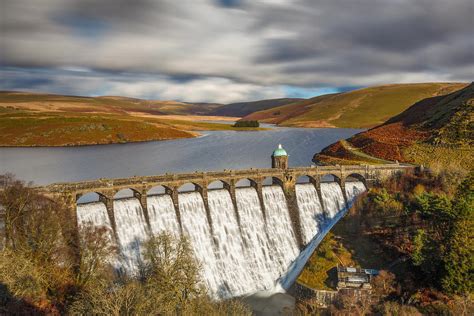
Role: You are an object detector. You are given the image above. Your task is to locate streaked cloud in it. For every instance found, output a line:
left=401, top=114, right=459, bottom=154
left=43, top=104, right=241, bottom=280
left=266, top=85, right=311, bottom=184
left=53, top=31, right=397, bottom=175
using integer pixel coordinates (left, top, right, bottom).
left=1, top=0, right=472, bottom=102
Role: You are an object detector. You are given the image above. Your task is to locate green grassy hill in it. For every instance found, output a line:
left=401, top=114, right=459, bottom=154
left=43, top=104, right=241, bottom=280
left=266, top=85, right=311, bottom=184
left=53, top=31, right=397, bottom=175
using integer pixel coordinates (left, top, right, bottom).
left=243, top=83, right=468, bottom=128
left=315, top=83, right=474, bottom=172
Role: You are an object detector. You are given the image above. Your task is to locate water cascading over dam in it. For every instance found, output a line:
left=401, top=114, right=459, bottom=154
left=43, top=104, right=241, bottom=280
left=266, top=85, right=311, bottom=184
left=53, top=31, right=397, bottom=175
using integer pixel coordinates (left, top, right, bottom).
left=76, top=181, right=366, bottom=298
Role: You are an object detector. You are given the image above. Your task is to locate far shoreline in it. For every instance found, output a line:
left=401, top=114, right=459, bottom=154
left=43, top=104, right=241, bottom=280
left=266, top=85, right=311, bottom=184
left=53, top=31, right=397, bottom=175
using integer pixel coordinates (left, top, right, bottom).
left=0, top=126, right=277, bottom=148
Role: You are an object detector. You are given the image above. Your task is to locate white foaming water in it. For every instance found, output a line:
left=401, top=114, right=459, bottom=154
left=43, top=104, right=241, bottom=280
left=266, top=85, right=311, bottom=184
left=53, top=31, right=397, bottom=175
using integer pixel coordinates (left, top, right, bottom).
left=320, top=182, right=346, bottom=219
left=77, top=202, right=112, bottom=231
left=77, top=202, right=117, bottom=266
left=345, top=181, right=367, bottom=206
left=236, top=187, right=276, bottom=291
left=113, top=198, right=149, bottom=274
left=296, top=184, right=324, bottom=245
left=178, top=192, right=221, bottom=296
left=262, top=186, right=300, bottom=277
left=77, top=181, right=367, bottom=299
left=147, top=195, right=180, bottom=236
left=207, top=189, right=254, bottom=298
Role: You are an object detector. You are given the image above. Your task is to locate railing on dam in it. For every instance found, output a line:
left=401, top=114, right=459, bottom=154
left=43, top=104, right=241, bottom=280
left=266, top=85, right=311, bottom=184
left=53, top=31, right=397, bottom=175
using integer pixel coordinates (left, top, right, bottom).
left=37, top=163, right=415, bottom=250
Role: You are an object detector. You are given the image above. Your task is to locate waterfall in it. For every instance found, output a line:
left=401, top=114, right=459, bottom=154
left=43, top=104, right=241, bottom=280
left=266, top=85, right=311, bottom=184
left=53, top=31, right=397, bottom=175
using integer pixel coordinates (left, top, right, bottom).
left=76, top=180, right=367, bottom=299
left=262, top=186, right=300, bottom=276
left=345, top=181, right=366, bottom=205
left=113, top=198, right=149, bottom=274
left=296, top=184, right=324, bottom=245
left=77, top=201, right=112, bottom=231
left=178, top=192, right=221, bottom=296
left=320, top=182, right=346, bottom=219
left=207, top=189, right=253, bottom=298
left=236, top=187, right=276, bottom=291
left=76, top=202, right=116, bottom=266
left=147, top=195, right=180, bottom=236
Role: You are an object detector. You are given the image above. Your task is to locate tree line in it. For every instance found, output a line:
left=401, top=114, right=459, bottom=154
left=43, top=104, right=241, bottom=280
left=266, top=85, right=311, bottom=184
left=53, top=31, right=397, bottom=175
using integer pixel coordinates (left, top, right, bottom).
left=300, top=169, right=473, bottom=315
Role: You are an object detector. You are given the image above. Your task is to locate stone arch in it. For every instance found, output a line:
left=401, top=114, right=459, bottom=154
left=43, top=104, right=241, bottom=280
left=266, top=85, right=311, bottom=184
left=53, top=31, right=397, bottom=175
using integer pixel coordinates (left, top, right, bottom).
left=177, top=182, right=203, bottom=193
left=113, top=188, right=140, bottom=200
left=76, top=191, right=106, bottom=204
left=262, top=176, right=284, bottom=188
left=345, top=173, right=367, bottom=186
left=147, top=184, right=172, bottom=196
left=235, top=178, right=257, bottom=188
left=320, top=173, right=342, bottom=184
left=296, top=175, right=317, bottom=184
left=207, top=180, right=230, bottom=190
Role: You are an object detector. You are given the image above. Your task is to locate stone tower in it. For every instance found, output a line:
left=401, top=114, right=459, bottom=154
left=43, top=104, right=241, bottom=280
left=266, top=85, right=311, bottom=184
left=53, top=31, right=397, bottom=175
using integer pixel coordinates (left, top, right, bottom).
left=272, top=144, right=288, bottom=169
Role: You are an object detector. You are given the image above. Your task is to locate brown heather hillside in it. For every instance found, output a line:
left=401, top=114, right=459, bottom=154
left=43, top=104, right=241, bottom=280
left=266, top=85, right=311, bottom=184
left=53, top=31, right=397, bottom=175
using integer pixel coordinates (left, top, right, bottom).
left=243, top=83, right=468, bottom=128
left=0, top=91, right=221, bottom=116
left=315, top=83, right=474, bottom=171
left=0, top=92, right=260, bottom=146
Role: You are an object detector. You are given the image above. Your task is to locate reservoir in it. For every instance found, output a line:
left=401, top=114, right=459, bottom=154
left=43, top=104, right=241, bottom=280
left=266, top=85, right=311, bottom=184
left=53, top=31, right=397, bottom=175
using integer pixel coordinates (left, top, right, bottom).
left=0, top=127, right=362, bottom=185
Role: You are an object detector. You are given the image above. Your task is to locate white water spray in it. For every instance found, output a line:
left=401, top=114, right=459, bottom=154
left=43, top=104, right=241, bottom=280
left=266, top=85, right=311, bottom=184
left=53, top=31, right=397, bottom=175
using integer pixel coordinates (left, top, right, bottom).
left=77, top=181, right=366, bottom=298
left=296, top=183, right=324, bottom=245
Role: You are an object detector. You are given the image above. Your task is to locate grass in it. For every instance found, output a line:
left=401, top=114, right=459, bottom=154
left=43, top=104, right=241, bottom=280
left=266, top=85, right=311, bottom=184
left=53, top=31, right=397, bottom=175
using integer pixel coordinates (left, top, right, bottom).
left=297, top=232, right=354, bottom=290
left=0, top=109, right=263, bottom=147
left=314, top=140, right=392, bottom=165
left=244, top=83, right=467, bottom=128
left=0, top=91, right=220, bottom=116
left=403, top=143, right=473, bottom=172
left=297, top=215, right=395, bottom=291
left=0, top=111, right=191, bottom=146
left=0, top=91, right=269, bottom=146
left=316, top=83, right=474, bottom=172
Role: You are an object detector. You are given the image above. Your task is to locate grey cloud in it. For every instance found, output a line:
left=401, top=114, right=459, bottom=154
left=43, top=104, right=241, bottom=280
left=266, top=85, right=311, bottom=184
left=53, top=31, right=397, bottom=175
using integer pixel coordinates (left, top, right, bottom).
left=1, top=0, right=472, bottom=100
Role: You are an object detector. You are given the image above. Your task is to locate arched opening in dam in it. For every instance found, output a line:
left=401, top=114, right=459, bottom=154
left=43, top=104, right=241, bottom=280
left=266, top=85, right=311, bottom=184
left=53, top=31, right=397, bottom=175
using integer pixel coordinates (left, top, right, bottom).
left=296, top=175, right=313, bottom=184
left=147, top=185, right=168, bottom=196
left=235, top=178, right=257, bottom=188
left=113, top=188, right=136, bottom=200
left=76, top=192, right=102, bottom=204
left=262, top=176, right=285, bottom=187
left=320, top=173, right=341, bottom=183
left=346, top=173, right=367, bottom=186
left=178, top=182, right=202, bottom=193
left=207, top=180, right=226, bottom=190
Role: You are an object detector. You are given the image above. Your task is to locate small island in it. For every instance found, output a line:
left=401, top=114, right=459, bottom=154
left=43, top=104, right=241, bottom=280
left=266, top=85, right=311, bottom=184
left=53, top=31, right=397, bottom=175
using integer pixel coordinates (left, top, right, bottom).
left=233, top=120, right=260, bottom=128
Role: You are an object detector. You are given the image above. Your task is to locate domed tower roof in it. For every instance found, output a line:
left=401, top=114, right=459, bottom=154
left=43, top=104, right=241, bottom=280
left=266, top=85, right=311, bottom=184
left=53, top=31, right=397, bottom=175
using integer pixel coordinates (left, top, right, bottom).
left=272, top=144, right=288, bottom=157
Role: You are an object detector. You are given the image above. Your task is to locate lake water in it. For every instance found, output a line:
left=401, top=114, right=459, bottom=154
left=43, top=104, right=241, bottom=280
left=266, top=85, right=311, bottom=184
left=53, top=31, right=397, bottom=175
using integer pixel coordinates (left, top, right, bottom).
left=0, top=128, right=362, bottom=185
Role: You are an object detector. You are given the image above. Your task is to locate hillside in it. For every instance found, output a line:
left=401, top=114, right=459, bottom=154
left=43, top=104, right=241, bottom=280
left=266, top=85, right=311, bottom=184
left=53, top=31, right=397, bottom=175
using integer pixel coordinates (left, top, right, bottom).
left=243, top=83, right=468, bottom=128
left=0, top=91, right=222, bottom=116
left=0, top=92, right=262, bottom=147
left=314, top=83, right=474, bottom=171
left=210, top=98, right=302, bottom=117
left=0, top=92, right=300, bottom=117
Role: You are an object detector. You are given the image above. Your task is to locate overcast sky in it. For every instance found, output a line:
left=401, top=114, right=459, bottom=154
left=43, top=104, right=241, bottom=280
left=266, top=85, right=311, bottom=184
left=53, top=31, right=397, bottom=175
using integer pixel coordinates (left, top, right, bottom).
left=1, top=0, right=472, bottom=103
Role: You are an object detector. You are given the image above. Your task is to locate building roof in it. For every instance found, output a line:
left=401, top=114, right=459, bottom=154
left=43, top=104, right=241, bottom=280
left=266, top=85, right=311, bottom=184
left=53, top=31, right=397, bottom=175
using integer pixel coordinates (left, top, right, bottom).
left=272, top=144, right=288, bottom=157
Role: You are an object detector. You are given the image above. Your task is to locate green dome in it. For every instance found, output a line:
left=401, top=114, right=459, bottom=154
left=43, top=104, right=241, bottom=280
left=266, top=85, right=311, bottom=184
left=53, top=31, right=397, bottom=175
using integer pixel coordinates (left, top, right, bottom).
left=272, top=144, right=288, bottom=157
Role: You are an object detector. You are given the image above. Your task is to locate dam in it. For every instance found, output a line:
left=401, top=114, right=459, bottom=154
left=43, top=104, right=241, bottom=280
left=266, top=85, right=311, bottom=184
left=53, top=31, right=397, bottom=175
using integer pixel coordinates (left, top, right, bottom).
left=39, top=145, right=414, bottom=299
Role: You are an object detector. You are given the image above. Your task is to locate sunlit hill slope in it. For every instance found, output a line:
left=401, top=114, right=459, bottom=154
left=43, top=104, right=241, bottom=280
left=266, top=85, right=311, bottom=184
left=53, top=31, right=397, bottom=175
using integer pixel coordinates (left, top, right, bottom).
left=243, top=83, right=467, bottom=128
left=314, top=83, right=474, bottom=171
